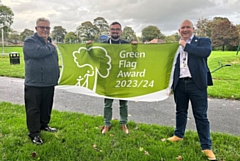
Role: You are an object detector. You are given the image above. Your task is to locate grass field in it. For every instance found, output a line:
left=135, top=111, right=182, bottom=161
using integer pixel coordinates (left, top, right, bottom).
left=0, top=47, right=24, bottom=78
left=208, top=51, right=240, bottom=99
left=1, top=102, right=240, bottom=161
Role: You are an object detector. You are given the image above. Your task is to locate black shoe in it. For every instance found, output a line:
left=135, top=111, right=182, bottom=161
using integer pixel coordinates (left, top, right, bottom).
left=31, top=136, right=43, bottom=145
left=41, top=126, right=57, bottom=132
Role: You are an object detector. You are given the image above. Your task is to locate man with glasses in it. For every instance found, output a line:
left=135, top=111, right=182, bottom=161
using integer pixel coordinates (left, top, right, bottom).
left=101, top=22, right=137, bottom=134
left=23, top=17, right=60, bottom=145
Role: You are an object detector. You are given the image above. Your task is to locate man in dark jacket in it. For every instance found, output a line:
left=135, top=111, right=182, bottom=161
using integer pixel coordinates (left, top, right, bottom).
left=167, top=20, right=216, bottom=160
left=23, top=17, right=60, bottom=145
left=101, top=22, right=130, bottom=134
left=86, top=22, right=137, bottom=134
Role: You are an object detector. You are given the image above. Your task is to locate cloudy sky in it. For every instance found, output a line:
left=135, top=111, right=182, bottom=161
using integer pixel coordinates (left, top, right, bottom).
left=2, top=0, right=240, bottom=36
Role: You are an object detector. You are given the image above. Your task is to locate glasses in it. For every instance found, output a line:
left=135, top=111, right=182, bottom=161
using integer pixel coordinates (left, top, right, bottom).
left=37, top=26, right=51, bottom=30
left=110, top=28, right=121, bottom=31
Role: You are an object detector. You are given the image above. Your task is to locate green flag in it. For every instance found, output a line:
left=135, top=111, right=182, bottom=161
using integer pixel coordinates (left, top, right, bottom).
left=57, top=43, right=179, bottom=102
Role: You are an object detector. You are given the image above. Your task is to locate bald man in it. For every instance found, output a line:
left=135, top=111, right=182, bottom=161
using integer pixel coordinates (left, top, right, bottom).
left=167, top=20, right=216, bottom=160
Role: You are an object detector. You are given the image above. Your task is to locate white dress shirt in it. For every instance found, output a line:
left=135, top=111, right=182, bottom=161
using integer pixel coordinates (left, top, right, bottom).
left=179, top=35, right=194, bottom=78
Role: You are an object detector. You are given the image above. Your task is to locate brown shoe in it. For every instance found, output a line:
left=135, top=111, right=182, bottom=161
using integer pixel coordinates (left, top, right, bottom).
left=167, top=135, right=183, bottom=142
left=121, top=124, right=129, bottom=134
left=101, top=126, right=110, bottom=134
left=202, top=149, right=216, bottom=160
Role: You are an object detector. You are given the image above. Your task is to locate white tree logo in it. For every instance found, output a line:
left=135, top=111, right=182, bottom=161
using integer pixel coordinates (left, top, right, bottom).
left=72, top=46, right=111, bottom=92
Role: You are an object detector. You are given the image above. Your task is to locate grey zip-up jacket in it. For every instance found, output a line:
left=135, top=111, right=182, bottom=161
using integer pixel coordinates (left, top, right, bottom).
left=23, top=33, right=60, bottom=87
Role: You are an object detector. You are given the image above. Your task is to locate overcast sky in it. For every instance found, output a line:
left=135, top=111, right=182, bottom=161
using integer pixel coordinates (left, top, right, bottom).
left=2, top=0, right=240, bottom=36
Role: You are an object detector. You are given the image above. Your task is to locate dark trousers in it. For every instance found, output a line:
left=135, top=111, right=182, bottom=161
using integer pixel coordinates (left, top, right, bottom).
left=24, top=85, right=55, bottom=138
left=173, top=79, right=212, bottom=150
left=104, top=98, right=128, bottom=126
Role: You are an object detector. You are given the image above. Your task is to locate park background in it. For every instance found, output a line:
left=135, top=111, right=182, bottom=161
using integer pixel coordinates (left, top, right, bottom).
left=1, top=2, right=240, bottom=161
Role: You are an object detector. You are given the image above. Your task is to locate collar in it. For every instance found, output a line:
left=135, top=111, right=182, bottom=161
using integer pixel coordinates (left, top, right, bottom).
left=186, top=34, right=194, bottom=43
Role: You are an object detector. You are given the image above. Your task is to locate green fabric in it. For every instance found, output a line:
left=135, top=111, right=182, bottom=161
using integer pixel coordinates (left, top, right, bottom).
left=57, top=43, right=179, bottom=101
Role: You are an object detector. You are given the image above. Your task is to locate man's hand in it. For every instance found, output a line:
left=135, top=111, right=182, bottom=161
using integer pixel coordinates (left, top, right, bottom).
left=179, top=39, right=186, bottom=47
left=52, top=41, right=57, bottom=48
left=86, top=40, right=92, bottom=44
left=131, top=41, right=138, bottom=45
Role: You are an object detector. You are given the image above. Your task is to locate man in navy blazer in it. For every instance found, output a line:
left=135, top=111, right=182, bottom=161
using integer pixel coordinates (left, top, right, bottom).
left=167, top=20, right=216, bottom=160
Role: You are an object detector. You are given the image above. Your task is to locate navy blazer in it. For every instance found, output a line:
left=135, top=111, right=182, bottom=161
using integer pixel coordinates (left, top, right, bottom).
left=172, top=36, right=213, bottom=90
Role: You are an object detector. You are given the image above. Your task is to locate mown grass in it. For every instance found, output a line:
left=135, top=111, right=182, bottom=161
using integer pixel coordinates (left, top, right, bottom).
left=208, top=51, right=240, bottom=99
left=0, top=47, right=239, bottom=99
left=0, top=47, right=24, bottom=78
left=0, top=102, right=240, bottom=161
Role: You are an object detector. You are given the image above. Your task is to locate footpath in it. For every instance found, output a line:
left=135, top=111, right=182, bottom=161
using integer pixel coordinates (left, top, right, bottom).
left=0, top=76, right=239, bottom=135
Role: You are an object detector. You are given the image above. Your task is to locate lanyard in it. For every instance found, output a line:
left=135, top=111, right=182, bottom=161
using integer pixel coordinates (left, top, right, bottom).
left=109, top=39, right=121, bottom=44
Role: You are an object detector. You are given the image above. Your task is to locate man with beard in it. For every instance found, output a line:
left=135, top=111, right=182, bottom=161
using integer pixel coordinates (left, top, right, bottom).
left=101, top=22, right=130, bottom=134
left=86, top=22, right=137, bottom=134
left=102, top=22, right=129, bottom=134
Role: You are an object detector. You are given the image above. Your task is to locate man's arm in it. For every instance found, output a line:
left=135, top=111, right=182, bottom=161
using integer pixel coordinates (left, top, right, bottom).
left=23, top=38, right=56, bottom=59
left=184, top=38, right=212, bottom=58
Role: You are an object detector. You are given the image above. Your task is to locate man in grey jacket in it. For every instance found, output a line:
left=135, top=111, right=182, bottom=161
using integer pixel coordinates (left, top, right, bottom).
left=23, top=17, right=60, bottom=145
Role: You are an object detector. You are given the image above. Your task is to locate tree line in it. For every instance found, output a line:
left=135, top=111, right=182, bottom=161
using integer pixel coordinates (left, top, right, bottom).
left=1, top=5, right=240, bottom=51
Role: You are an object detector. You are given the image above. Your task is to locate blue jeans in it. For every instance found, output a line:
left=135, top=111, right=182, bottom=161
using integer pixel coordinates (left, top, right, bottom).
left=173, top=79, right=212, bottom=150
left=104, top=98, right=128, bottom=126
